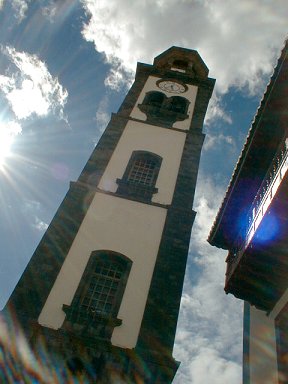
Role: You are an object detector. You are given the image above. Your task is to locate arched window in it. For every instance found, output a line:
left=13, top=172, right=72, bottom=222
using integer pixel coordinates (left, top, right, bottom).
left=138, top=91, right=189, bottom=127
left=63, top=251, right=132, bottom=340
left=143, top=91, right=165, bottom=108
left=171, top=59, right=188, bottom=72
left=166, top=96, right=189, bottom=114
left=117, top=151, right=162, bottom=202
left=173, top=59, right=188, bottom=69
left=128, top=154, right=158, bottom=186
left=80, top=257, right=126, bottom=316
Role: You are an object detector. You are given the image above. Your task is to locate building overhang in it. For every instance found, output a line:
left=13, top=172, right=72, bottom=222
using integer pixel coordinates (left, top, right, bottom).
left=208, top=40, right=288, bottom=310
left=224, top=142, right=288, bottom=311
left=208, top=40, right=288, bottom=250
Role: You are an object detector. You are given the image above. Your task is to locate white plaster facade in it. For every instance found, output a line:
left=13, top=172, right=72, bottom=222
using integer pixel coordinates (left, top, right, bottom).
left=130, top=75, right=198, bottom=130
left=248, top=306, right=279, bottom=384
left=98, top=120, right=186, bottom=205
left=247, top=289, right=288, bottom=384
left=39, top=193, right=167, bottom=349
left=39, top=73, right=197, bottom=349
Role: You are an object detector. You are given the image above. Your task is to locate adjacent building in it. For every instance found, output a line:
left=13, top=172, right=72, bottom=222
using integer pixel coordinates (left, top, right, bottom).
left=209, top=41, right=288, bottom=384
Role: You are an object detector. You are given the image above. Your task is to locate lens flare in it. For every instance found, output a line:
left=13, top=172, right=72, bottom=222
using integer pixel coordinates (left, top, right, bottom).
left=255, top=213, right=279, bottom=244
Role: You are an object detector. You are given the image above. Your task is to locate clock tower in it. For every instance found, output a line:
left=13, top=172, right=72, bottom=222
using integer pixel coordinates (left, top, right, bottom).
left=3, top=47, right=214, bottom=383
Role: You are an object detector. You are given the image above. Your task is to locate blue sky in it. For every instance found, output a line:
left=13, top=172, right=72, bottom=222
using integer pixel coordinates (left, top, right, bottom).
left=0, top=1, right=287, bottom=383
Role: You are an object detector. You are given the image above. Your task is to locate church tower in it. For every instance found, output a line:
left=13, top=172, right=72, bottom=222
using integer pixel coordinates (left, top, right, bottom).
left=3, top=47, right=214, bottom=383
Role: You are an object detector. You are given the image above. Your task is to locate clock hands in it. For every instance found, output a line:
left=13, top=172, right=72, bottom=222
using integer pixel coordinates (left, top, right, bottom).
left=157, top=80, right=186, bottom=93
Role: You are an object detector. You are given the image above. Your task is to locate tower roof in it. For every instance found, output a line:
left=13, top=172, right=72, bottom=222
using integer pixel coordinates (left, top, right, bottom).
left=153, top=46, right=209, bottom=79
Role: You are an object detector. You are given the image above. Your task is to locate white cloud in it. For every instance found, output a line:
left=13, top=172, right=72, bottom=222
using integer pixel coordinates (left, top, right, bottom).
left=104, top=60, right=133, bottom=91
left=205, top=93, right=232, bottom=126
left=33, top=217, right=48, bottom=232
left=95, top=94, right=110, bottom=133
left=189, top=175, right=226, bottom=251
left=22, top=199, right=49, bottom=232
left=81, top=0, right=287, bottom=121
left=0, top=46, right=68, bottom=121
left=41, top=0, right=78, bottom=24
left=182, top=348, right=241, bottom=384
left=203, top=132, right=235, bottom=151
left=173, top=176, right=243, bottom=383
left=41, top=1, right=57, bottom=21
left=11, top=0, right=29, bottom=21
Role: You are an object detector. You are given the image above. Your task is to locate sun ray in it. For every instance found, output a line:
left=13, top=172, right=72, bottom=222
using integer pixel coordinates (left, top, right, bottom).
left=0, top=121, right=22, bottom=168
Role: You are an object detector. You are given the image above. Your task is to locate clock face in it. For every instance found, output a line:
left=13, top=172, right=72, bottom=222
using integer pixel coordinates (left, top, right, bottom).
left=157, top=80, right=187, bottom=94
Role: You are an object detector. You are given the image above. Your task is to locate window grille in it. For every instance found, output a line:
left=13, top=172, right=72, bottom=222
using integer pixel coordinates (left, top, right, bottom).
left=116, top=151, right=162, bottom=201
left=128, top=158, right=157, bottom=186
left=80, top=260, right=124, bottom=315
left=62, top=251, right=132, bottom=340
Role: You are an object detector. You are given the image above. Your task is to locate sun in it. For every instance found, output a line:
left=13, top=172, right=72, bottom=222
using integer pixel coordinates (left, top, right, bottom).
left=0, top=121, right=22, bottom=166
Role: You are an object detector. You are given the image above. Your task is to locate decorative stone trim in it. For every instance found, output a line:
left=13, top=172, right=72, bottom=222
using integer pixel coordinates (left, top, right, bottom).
left=62, top=304, right=122, bottom=341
